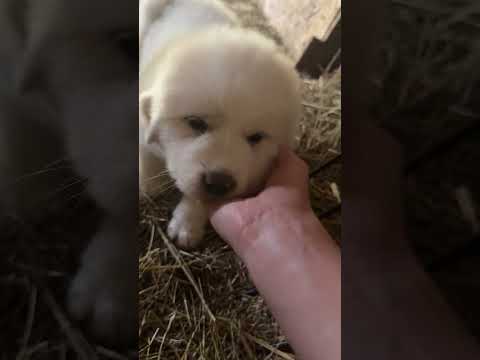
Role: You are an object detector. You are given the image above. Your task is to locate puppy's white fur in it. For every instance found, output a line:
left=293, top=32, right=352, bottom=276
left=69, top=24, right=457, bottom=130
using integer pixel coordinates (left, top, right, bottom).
left=139, top=0, right=302, bottom=248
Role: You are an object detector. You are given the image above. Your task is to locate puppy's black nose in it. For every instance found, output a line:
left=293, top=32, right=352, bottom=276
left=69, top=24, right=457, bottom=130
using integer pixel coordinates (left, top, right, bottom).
left=202, top=171, right=236, bottom=197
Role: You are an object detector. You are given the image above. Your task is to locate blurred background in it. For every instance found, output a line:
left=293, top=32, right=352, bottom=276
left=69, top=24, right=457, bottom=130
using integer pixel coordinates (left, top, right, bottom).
left=1, top=1, right=135, bottom=359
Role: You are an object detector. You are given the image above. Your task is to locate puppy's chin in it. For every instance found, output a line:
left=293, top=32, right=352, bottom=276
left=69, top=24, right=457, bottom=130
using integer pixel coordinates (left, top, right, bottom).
left=177, top=178, right=265, bottom=205
left=174, top=178, right=235, bottom=203
left=177, top=184, right=229, bottom=203
left=173, top=163, right=275, bottom=203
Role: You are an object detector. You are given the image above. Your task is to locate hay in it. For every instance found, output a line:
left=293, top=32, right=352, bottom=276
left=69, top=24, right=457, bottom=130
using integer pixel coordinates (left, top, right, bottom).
left=299, top=70, right=341, bottom=156
left=138, top=1, right=342, bottom=359
left=1, top=1, right=341, bottom=358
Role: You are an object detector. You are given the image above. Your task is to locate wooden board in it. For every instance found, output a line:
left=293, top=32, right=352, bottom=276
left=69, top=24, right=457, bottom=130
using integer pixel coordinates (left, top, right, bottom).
left=296, top=18, right=340, bottom=78
left=260, top=0, right=341, bottom=62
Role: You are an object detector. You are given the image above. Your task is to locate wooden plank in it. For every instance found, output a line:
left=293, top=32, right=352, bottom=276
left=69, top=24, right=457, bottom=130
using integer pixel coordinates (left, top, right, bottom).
left=260, top=0, right=341, bottom=62
left=296, top=17, right=341, bottom=78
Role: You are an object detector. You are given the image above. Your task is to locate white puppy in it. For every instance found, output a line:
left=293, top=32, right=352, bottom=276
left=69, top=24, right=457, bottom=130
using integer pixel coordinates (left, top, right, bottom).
left=139, top=0, right=302, bottom=249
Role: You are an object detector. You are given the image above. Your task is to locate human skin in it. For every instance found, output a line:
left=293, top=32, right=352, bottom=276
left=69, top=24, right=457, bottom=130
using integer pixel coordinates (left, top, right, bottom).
left=210, top=147, right=341, bottom=360
left=210, top=137, right=480, bottom=359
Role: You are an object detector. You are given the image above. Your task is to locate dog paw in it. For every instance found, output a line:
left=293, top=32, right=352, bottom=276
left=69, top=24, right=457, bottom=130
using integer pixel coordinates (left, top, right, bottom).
left=67, top=262, right=136, bottom=345
left=67, top=231, right=137, bottom=345
left=167, top=212, right=205, bottom=249
left=168, top=198, right=207, bottom=249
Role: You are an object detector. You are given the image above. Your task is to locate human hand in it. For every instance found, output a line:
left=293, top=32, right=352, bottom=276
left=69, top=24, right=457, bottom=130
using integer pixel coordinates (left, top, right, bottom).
left=210, top=146, right=341, bottom=360
left=209, top=146, right=313, bottom=256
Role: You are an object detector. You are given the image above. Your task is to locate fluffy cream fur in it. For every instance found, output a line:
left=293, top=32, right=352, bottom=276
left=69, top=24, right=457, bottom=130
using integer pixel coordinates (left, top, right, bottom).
left=140, top=0, right=302, bottom=248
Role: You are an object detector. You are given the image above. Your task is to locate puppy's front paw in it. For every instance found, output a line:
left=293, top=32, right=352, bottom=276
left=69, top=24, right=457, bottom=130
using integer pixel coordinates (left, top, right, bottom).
left=67, top=230, right=136, bottom=345
left=168, top=198, right=207, bottom=249
left=168, top=215, right=204, bottom=249
left=67, top=264, right=136, bottom=344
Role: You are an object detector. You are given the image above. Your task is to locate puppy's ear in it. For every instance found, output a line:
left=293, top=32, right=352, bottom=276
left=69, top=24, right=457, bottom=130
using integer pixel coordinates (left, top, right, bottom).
left=140, top=92, right=153, bottom=127
left=140, top=92, right=162, bottom=145
left=145, top=124, right=162, bottom=146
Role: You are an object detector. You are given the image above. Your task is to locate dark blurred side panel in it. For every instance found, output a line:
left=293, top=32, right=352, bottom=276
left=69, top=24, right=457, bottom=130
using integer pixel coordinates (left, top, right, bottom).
left=1, top=1, right=138, bottom=358
left=343, top=0, right=480, bottom=358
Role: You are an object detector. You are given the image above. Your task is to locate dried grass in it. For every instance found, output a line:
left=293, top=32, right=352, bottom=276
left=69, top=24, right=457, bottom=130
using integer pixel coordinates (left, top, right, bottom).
left=299, top=70, right=341, bottom=156
left=138, top=1, right=342, bottom=359
left=1, top=1, right=341, bottom=359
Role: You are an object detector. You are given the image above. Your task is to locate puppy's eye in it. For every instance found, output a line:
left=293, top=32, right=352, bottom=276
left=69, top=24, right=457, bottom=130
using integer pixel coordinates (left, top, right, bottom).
left=185, top=116, right=209, bottom=134
left=246, top=132, right=266, bottom=146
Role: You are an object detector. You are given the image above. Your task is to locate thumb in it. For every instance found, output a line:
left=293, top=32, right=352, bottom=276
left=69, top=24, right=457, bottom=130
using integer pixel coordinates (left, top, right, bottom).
left=267, top=145, right=310, bottom=190
left=210, top=201, right=248, bottom=249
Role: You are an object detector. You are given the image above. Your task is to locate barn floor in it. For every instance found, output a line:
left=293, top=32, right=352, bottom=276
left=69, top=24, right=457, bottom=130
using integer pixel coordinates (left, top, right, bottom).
left=4, top=1, right=476, bottom=360
left=0, top=1, right=340, bottom=359
left=138, top=1, right=341, bottom=359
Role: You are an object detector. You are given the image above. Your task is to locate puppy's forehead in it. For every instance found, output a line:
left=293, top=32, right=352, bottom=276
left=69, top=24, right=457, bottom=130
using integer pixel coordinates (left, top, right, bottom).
left=163, top=47, right=298, bottom=119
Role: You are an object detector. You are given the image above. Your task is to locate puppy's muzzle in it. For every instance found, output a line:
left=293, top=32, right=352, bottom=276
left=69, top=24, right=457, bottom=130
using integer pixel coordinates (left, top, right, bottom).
left=202, top=170, right=237, bottom=198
